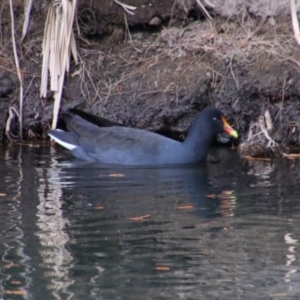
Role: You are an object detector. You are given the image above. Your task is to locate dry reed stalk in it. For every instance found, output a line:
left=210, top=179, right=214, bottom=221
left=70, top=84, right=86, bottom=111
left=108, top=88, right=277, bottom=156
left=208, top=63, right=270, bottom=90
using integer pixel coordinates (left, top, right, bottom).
left=291, top=0, right=300, bottom=45
left=21, top=0, right=33, bottom=42
left=9, top=0, right=23, bottom=140
left=41, top=0, right=78, bottom=130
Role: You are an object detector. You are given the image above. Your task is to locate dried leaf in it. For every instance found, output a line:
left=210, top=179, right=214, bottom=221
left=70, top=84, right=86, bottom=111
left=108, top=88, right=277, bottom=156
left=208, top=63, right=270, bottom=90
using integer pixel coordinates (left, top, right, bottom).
left=129, top=214, right=150, bottom=221
left=177, top=205, right=194, bottom=210
left=5, top=290, right=27, bottom=295
left=95, top=206, right=104, bottom=210
left=155, top=266, right=170, bottom=271
left=243, top=156, right=271, bottom=161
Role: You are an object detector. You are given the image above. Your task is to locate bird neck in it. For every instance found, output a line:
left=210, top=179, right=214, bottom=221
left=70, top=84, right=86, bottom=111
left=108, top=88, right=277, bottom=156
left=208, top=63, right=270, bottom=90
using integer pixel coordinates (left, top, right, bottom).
left=183, top=116, right=214, bottom=161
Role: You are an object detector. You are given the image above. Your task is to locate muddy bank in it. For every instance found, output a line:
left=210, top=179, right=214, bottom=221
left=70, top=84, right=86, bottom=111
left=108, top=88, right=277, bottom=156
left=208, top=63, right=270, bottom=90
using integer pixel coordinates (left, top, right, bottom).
left=1, top=0, right=300, bottom=149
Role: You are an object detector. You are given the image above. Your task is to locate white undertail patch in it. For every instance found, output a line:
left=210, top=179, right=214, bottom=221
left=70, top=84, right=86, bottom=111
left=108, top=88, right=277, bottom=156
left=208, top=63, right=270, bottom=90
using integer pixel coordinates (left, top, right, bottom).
left=48, top=131, right=77, bottom=150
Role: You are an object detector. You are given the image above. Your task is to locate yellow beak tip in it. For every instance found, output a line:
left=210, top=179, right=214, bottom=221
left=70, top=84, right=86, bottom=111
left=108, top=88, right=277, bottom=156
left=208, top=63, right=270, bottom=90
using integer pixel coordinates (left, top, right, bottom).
left=230, top=130, right=238, bottom=139
left=221, top=116, right=238, bottom=139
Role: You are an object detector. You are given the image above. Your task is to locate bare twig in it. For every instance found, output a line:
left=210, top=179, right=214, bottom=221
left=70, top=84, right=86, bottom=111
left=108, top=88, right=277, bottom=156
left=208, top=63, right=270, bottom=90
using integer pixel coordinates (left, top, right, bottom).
left=230, top=54, right=239, bottom=90
left=203, top=0, right=215, bottom=8
left=195, top=0, right=213, bottom=21
left=114, top=0, right=137, bottom=15
left=24, top=74, right=37, bottom=99
left=124, top=12, right=133, bottom=44
left=123, top=12, right=142, bottom=53
left=21, top=0, right=33, bottom=42
left=9, top=0, right=23, bottom=140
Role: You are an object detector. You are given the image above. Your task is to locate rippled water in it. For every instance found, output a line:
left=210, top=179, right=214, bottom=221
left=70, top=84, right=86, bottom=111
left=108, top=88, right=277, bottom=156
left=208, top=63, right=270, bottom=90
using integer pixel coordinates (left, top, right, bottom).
left=0, top=144, right=300, bottom=299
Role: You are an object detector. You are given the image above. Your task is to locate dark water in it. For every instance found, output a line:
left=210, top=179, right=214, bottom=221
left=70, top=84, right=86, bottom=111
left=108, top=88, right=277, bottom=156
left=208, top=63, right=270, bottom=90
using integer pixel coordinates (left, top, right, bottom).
left=0, top=144, right=300, bottom=299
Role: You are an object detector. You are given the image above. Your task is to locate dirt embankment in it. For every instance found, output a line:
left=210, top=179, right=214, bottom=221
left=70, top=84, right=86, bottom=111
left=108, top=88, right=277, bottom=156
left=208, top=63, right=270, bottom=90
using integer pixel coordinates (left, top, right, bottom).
left=1, top=0, right=300, bottom=149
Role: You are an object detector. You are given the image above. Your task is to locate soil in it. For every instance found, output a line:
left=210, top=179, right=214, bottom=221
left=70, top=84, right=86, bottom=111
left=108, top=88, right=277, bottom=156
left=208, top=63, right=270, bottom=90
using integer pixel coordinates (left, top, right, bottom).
left=1, top=0, right=300, bottom=153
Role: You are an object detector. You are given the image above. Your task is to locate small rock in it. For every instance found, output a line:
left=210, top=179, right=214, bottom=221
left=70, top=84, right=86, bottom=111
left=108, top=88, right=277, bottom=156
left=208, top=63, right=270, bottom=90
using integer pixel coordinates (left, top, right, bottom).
left=149, top=17, right=161, bottom=26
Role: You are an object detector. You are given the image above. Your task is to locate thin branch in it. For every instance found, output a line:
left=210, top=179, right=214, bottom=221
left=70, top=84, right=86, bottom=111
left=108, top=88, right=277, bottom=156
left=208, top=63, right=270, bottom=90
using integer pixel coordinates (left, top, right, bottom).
left=230, top=54, right=239, bottom=90
left=9, top=0, right=23, bottom=140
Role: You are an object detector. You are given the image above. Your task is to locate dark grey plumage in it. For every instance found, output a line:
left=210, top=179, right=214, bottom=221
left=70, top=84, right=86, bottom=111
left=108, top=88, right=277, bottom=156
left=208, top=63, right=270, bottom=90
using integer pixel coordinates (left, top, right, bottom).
left=48, top=107, right=237, bottom=166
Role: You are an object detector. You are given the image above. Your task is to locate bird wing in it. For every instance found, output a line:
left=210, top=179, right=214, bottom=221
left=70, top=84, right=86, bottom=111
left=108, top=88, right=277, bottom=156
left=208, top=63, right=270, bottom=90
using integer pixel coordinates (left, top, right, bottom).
left=63, top=113, right=180, bottom=164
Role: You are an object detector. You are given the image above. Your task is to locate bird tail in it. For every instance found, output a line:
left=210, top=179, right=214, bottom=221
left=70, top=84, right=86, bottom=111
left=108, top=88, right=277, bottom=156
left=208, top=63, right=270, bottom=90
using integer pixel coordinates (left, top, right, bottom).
left=48, top=129, right=79, bottom=150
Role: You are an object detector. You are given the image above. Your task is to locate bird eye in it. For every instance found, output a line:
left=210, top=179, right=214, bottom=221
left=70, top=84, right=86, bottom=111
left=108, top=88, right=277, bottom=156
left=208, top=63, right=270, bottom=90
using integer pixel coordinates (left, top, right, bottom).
left=213, top=117, right=218, bottom=121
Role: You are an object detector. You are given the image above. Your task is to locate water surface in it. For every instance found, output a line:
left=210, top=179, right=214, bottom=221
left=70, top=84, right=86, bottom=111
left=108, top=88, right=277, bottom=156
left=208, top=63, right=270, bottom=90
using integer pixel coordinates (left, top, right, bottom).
left=0, top=144, right=300, bottom=299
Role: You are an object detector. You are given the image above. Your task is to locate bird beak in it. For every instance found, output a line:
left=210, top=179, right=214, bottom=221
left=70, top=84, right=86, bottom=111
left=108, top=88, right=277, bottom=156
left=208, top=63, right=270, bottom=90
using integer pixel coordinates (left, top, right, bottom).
left=221, top=116, right=238, bottom=138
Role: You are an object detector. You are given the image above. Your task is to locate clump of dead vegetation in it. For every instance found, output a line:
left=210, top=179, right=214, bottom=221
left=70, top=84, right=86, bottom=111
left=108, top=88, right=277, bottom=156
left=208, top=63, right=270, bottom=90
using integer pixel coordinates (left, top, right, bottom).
left=237, top=108, right=300, bottom=161
left=238, top=110, right=280, bottom=160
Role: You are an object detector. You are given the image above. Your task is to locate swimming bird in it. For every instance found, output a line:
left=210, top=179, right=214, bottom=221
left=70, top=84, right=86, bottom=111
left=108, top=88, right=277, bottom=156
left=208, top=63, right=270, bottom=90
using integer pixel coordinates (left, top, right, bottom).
left=48, top=107, right=238, bottom=165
